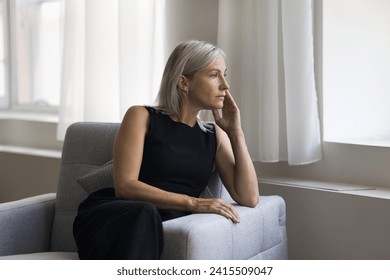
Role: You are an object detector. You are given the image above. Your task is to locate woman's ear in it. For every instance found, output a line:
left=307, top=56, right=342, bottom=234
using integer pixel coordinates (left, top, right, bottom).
left=177, top=75, right=189, bottom=94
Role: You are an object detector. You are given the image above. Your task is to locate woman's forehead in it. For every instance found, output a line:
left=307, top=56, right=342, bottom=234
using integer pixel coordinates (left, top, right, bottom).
left=206, top=56, right=227, bottom=71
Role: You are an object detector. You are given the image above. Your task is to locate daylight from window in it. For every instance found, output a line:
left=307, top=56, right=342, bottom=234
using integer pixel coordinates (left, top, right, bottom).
left=14, top=0, right=62, bottom=108
left=0, top=1, right=6, bottom=107
left=323, top=0, right=390, bottom=146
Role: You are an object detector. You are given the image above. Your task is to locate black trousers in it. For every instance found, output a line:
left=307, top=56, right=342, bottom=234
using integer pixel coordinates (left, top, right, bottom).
left=73, top=188, right=188, bottom=260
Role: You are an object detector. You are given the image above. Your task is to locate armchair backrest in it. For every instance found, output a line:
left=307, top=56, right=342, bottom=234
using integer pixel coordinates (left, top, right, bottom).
left=50, top=122, right=232, bottom=252
left=51, top=122, right=119, bottom=252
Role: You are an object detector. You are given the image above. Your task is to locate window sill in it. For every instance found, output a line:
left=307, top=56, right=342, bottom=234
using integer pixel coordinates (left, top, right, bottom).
left=259, top=176, right=390, bottom=200
left=0, top=144, right=61, bottom=159
left=324, top=138, right=390, bottom=148
left=0, top=111, right=58, bottom=123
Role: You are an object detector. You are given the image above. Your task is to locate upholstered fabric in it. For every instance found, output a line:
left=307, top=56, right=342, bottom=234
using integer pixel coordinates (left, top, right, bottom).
left=0, top=252, right=79, bottom=260
left=162, top=196, right=287, bottom=259
left=76, top=160, right=114, bottom=194
left=51, top=122, right=120, bottom=253
left=0, top=193, right=56, bottom=256
left=0, top=122, right=288, bottom=260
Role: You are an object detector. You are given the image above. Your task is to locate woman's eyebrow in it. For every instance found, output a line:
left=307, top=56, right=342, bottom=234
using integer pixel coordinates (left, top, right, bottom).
left=207, top=68, right=228, bottom=73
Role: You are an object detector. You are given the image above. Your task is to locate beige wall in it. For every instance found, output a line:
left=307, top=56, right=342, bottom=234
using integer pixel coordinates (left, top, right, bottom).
left=0, top=152, right=60, bottom=203
left=0, top=118, right=62, bottom=203
left=165, top=0, right=219, bottom=50
left=262, top=182, right=390, bottom=260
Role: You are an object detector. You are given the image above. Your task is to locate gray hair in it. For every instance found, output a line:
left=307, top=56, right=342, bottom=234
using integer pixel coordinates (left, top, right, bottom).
left=155, top=40, right=225, bottom=123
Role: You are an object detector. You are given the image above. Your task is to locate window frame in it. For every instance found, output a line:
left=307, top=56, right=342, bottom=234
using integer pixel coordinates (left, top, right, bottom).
left=0, top=0, right=10, bottom=109
left=1, top=0, right=60, bottom=115
left=321, top=0, right=390, bottom=148
left=311, top=0, right=390, bottom=189
left=255, top=0, right=390, bottom=193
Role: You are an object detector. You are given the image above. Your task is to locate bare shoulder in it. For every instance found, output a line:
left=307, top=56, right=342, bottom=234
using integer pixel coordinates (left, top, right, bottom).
left=214, top=124, right=230, bottom=151
left=121, top=105, right=149, bottom=127
left=114, top=106, right=150, bottom=185
left=123, top=105, right=149, bottom=120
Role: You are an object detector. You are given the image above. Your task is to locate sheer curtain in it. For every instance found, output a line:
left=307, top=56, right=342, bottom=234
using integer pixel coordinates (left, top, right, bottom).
left=218, top=0, right=322, bottom=165
left=57, top=0, right=165, bottom=140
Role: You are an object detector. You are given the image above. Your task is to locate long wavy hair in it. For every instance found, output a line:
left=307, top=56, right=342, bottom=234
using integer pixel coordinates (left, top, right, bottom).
left=155, top=40, right=225, bottom=130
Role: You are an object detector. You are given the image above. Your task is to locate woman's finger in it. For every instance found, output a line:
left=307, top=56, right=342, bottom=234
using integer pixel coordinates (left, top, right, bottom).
left=224, top=203, right=240, bottom=223
left=212, top=109, right=220, bottom=122
left=223, top=90, right=238, bottom=109
left=213, top=200, right=240, bottom=223
left=193, top=198, right=240, bottom=223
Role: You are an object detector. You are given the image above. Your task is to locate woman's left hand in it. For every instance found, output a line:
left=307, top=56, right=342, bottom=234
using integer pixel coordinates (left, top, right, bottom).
left=212, top=90, right=242, bottom=135
left=213, top=90, right=260, bottom=208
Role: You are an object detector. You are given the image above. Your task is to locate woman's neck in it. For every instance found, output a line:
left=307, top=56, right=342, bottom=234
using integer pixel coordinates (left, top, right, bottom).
left=171, top=104, right=199, bottom=127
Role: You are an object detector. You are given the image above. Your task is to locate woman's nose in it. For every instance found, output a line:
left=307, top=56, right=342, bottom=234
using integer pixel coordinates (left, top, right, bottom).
left=220, top=77, right=230, bottom=90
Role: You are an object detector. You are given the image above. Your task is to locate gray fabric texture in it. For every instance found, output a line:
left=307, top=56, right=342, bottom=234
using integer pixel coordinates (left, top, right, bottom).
left=0, top=193, right=56, bottom=256
left=51, top=122, right=120, bottom=252
left=0, top=122, right=288, bottom=259
left=0, top=252, right=79, bottom=260
left=162, top=196, right=286, bottom=260
left=76, top=160, right=114, bottom=194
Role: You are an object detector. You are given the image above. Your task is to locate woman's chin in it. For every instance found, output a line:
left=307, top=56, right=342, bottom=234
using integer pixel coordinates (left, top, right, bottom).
left=212, top=102, right=224, bottom=110
left=201, top=101, right=224, bottom=110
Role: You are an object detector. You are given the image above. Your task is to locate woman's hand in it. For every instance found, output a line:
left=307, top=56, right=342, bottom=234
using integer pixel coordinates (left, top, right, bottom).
left=212, top=90, right=242, bottom=136
left=212, top=91, right=260, bottom=208
left=190, top=197, right=240, bottom=223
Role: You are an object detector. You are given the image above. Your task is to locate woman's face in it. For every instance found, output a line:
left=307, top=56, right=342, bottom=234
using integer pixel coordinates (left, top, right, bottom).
left=185, top=56, right=229, bottom=110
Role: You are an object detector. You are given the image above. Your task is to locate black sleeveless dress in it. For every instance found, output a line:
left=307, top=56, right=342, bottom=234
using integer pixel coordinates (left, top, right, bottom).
left=73, top=106, right=217, bottom=259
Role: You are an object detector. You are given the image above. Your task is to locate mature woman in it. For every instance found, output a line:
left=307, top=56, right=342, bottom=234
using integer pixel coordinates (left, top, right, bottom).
left=73, top=40, right=259, bottom=260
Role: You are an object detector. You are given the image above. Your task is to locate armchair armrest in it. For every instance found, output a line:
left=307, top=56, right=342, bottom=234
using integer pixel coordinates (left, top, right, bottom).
left=0, top=193, right=56, bottom=257
left=161, top=196, right=287, bottom=260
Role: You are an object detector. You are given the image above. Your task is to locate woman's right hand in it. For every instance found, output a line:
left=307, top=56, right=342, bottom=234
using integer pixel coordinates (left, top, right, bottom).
left=190, top=197, right=240, bottom=223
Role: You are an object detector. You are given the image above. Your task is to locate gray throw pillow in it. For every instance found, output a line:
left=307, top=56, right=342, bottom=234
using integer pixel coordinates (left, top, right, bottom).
left=77, top=160, right=114, bottom=194
left=199, top=186, right=214, bottom=198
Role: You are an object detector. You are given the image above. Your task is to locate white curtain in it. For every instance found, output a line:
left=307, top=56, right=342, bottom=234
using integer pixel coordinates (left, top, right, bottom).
left=218, top=0, right=322, bottom=165
left=57, top=0, right=165, bottom=140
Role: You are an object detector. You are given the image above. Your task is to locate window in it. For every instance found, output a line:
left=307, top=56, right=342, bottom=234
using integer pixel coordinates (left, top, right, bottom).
left=323, top=0, right=390, bottom=147
left=0, top=0, right=7, bottom=108
left=258, top=0, right=390, bottom=191
left=0, top=0, right=64, bottom=112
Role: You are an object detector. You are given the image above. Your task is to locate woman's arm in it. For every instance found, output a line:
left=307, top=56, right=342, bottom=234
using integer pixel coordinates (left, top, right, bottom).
left=213, top=91, right=260, bottom=208
left=113, top=106, right=191, bottom=210
left=113, top=106, right=240, bottom=222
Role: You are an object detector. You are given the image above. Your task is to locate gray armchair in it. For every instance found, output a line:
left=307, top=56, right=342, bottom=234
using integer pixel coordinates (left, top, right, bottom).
left=0, top=122, right=287, bottom=259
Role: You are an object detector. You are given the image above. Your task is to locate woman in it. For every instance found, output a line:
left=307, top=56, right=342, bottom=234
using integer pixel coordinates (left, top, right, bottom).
left=73, top=40, right=259, bottom=260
